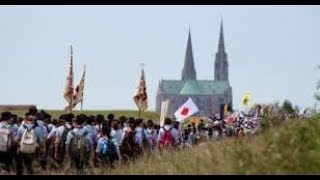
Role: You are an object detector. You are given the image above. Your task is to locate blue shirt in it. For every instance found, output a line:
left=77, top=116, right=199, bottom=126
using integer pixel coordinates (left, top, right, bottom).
left=84, top=124, right=98, bottom=143
left=36, top=120, right=48, bottom=140
left=47, top=124, right=56, bottom=133
left=11, top=124, right=19, bottom=135
left=110, top=128, right=123, bottom=147
left=135, top=127, right=145, bottom=146
left=47, top=123, right=72, bottom=140
left=0, top=121, right=17, bottom=144
left=16, top=123, right=43, bottom=143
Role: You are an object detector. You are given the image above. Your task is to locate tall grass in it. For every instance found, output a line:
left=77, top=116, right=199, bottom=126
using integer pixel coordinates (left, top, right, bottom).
left=95, top=115, right=320, bottom=174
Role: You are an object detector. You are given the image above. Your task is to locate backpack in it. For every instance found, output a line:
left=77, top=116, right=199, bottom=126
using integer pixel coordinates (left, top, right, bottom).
left=57, top=125, right=70, bottom=154
left=0, top=124, right=12, bottom=152
left=120, top=131, right=136, bottom=156
left=159, top=127, right=174, bottom=148
left=99, top=137, right=118, bottom=162
left=20, top=125, right=37, bottom=154
left=70, top=130, right=91, bottom=159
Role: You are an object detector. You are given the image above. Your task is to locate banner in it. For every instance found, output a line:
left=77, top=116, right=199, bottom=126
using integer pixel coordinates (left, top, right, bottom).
left=159, top=98, right=170, bottom=127
left=133, top=68, right=148, bottom=112
left=63, top=46, right=74, bottom=112
left=72, top=65, right=86, bottom=108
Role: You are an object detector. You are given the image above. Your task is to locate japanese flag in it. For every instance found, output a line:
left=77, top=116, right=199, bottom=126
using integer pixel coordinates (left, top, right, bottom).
left=174, top=97, right=199, bottom=122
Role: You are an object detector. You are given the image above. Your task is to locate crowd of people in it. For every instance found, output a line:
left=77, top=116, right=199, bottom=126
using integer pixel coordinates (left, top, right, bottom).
left=0, top=106, right=261, bottom=175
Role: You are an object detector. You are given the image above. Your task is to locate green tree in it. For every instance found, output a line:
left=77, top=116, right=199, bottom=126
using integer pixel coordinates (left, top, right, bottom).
left=282, top=99, right=295, bottom=114
left=314, top=65, right=320, bottom=102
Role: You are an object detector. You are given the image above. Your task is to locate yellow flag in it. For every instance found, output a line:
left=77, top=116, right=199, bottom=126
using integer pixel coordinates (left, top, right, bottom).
left=242, top=92, right=251, bottom=106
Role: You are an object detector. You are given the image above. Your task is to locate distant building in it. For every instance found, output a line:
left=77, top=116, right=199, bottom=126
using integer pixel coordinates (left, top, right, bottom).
left=0, top=105, right=36, bottom=112
left=156, top=21, right=232, bottom=117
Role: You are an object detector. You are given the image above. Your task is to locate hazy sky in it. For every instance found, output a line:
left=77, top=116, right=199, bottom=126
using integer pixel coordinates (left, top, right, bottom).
left=0, top=5, right=319, bottom=111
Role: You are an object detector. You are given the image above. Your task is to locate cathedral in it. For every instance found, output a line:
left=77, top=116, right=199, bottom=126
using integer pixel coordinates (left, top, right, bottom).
left=156, top=21, right=233, bottom=117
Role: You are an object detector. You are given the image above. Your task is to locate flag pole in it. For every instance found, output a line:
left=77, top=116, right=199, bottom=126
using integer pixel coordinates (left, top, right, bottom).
left=69, top=45, right=73, bottom=113
left=80, top=95, right=83, bottom=113
left=70, top=96, right=73, bottom=113
left=138, top=107, right=141, bottom=117
left=80, top=97, right=83, bottom=112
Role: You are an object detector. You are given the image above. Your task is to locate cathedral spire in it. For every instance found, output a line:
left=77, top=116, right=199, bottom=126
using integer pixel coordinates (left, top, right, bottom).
left=214, top=20, right=229, bottom=82
left=218, top=20, right=225, bottom=52
left=182, top=28, right=197, bottom=81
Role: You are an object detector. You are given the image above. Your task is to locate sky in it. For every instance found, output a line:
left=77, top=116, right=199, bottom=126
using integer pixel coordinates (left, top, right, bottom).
left=0, top=5, right=319, bottom=112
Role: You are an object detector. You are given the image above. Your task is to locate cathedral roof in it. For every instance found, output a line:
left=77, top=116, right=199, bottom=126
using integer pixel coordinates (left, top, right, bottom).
left=180, top=80, right=203, bottom=95
left=159, top=80, right=230, bottom=95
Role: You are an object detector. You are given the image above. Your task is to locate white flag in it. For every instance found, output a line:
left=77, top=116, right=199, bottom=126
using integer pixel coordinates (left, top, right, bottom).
left=160, top=99, right=170, bottom=127
left=174, top=97, right=199, bottom=122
